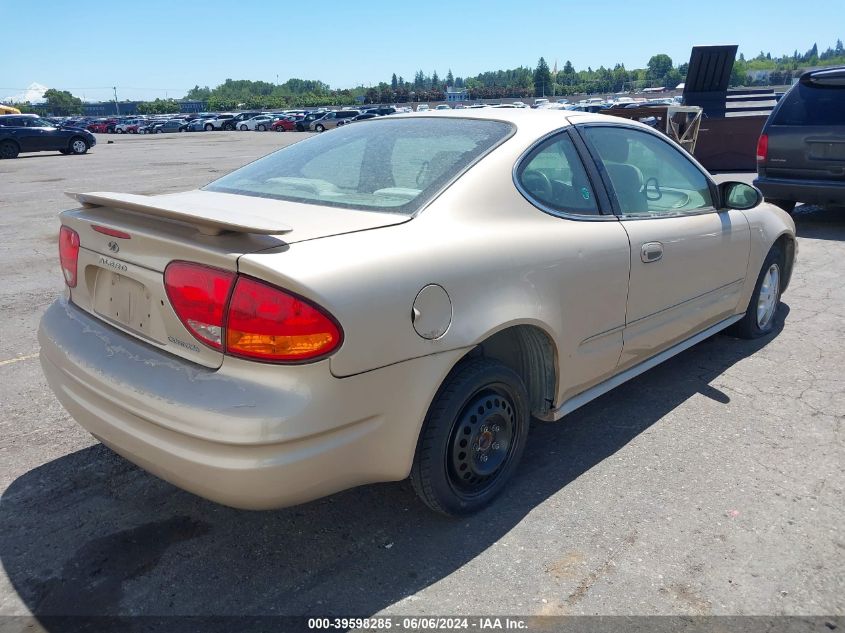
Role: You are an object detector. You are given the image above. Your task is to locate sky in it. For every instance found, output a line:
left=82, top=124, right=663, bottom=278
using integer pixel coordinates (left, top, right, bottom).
left=1, top=0, right=843, bottom=103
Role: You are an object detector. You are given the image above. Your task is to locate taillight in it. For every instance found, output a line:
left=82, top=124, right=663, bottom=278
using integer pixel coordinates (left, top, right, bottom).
left=164, top=262, right=235, bottom=350
left=58, top=226, right=80, bottom=288
left=756, top=133, right=768, bottom=163
left=226, top=277, right=342, bottom=362
left=164, top=262, right=342, bottom=362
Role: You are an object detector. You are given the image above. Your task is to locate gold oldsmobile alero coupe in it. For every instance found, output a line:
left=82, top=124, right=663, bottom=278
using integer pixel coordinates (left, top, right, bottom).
left=39, top=109, right=796, bottom=515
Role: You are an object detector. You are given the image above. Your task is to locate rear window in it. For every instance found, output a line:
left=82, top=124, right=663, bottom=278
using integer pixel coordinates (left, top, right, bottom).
left=204, top=117, right=513, bottom=214
left=773, top=82, right=845, bottom=126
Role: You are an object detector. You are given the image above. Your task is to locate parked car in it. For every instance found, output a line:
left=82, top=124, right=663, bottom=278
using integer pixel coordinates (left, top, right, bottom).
left=295, top=111, right=328, bottom=131
left=86, top=119, right=111, bottom=134
left=239, top=115, right=274, bottom=131
left=272, top=116, right=300, bottom=132
left=115, top=119, right=144, bottom=134
left=416, top=104, right=430, bottom=112
left=40, top=110, right=795, bottom=515
left=0, top=114, right=96, bottom=158
left=363, top=107, right=397, bottom=116
left=203, top=114, right=235, bottom=131
left=309, top=110, right=360, bottom=131
left=138, top=120, right=167, bottom=134
left=153, top=119, right=187, bottom=133
left=754, top=66, right=845, bottom=212
left=352, top=113, right=379, bottom=121
left=226, top=112, right=263, bottom=131
left=434, top=104, right=451, bottom=110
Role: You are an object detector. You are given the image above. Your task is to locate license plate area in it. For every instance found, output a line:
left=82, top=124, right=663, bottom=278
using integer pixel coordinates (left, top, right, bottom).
left=93, top=269, right=152, bottom=336
left=809, top=141, right=845, bottom=161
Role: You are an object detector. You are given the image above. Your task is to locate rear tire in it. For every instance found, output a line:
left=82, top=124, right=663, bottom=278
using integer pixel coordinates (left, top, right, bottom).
left=767, top=199, right=796, bottom=213
left=204, top=124, right=213, bottom=131
left=257, top=124, right=266, bottom=131
left=411, top=358, right=530, bottom=516
left=315, top=123, right=325, bottom=132
left=727, top=244, right=784, bottom=339
left=239, top=124, right=248, bottom=131
left=0, top=140, right=19, bottom=159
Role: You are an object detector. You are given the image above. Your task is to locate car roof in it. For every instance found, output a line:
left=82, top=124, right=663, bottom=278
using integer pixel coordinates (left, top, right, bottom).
left=801, top=65, right=845, bottom=86
left=390, top=107, right=655, bottom=137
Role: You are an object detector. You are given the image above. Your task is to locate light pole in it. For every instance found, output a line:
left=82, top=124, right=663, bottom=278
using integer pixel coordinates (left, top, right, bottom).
left=113, top=86, right=120, bottom=115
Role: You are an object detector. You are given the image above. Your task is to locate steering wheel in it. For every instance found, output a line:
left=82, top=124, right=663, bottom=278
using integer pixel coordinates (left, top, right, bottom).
left=522, top=170, right=553, bottom=201
left=644, top=177, right=662, bottom=201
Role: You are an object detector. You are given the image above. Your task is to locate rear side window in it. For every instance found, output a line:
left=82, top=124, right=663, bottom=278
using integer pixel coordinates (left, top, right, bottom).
left=516, top=133, right=599, bottom=215
left=773, top=83, right=845, bottom=126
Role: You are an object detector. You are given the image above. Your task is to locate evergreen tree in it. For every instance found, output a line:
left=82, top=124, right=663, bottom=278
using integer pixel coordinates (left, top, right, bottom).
left=391, top=73, right=398, bottom=90
left=533, top=57, right=551, bottom=97
left=446, top=69, right=454, bottom=86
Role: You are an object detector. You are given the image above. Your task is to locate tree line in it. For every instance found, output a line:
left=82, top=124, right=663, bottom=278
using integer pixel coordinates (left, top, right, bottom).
left=12, top=37, right=844, bottom=114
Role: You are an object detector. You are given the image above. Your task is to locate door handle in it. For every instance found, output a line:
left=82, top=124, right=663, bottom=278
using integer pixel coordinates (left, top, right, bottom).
left=641, top=242, right=664, bottom=263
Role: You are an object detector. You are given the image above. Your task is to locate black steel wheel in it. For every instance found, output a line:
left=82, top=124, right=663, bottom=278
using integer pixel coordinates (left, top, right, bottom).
left=411, top=358, right=530, bottom=516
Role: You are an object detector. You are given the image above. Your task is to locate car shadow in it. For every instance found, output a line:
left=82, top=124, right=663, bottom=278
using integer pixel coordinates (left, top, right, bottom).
left=0, top=308, right=787, bottom=622
left=793, top=203, right=845, bottom=241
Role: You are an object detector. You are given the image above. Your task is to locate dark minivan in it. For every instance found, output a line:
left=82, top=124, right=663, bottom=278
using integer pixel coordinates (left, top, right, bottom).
left=755, top=66, right=845, bottom=212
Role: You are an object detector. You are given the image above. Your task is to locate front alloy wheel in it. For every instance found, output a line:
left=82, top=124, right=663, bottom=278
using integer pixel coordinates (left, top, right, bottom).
left=756, top=263, right=780, bottom=330
left=728, top=244, right=784, bottom=339
left=70, top=138, right=88, bottom=154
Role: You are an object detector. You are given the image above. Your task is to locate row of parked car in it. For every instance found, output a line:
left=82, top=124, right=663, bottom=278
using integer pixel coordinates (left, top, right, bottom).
left=58, top=106, right=412, bottom=136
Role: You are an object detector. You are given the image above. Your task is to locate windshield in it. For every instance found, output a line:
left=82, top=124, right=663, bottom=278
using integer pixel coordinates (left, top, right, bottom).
left=205, top=117, right=512, bottom=214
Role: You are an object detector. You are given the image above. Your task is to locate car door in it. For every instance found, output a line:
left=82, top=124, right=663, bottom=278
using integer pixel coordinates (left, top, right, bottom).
left=514, top=129, right=631, bottom=399
left=578, top=124, right=751, bottom=370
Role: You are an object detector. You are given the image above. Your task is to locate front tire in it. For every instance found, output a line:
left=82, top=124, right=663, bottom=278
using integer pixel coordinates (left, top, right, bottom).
left=411, top=358, right=530, bottom=516
left=204, top=124, right=213, bottom=131
left=69, top=137, right=88, bottom=155
left=728, top=244, right=784, bottom=339
left=257, top=124, right=266, bottom=131
left=314, top=123, right=325, bottom=132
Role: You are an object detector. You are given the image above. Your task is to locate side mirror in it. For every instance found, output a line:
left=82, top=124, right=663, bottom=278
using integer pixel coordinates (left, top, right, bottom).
left=720, top=181, right=762, bottom=210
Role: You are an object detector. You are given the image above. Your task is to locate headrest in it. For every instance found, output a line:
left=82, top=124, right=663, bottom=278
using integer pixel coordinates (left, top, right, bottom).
left=592, top=133, right=630, bottom=163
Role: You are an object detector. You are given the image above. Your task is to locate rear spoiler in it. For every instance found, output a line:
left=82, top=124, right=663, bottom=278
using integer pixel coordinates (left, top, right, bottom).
left=66, top=191, right=293, bottom=236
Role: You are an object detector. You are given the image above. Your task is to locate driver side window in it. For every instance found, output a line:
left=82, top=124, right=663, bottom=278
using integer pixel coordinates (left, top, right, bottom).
left=582, top=126, right=713, bottom=217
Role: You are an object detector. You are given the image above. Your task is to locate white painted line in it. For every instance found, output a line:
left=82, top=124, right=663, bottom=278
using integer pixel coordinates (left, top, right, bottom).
left=0, top=353, right=39, bottom=367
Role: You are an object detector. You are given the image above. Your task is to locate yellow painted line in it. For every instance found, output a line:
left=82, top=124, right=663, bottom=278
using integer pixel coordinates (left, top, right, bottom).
left=0, top=353, right=39, bottom=367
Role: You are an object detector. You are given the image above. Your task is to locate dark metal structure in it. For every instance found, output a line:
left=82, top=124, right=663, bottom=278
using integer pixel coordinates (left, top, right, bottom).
left=681, top=45, right=778, bottom=171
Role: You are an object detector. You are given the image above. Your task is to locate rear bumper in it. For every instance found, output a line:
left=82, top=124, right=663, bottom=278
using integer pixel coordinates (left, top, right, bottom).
left=39, top=298, right=464, bottom=509
left=754, top=176, right=845, bottom=206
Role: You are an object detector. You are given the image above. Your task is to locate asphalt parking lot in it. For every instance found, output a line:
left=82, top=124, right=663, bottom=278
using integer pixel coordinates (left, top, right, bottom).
left=0, top=132, right=842, bottom=621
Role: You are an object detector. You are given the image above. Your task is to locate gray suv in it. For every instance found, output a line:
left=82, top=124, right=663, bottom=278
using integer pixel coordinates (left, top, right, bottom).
left=754, top=67, right=845, bottom=212
left=310, top=110, right=361, bottom=132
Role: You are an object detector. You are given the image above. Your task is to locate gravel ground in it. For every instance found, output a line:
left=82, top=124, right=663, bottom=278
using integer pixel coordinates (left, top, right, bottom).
left=0, top=131, right=842, bottom=623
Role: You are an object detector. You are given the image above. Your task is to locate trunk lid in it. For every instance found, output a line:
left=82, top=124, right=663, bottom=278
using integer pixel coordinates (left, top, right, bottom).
left=61, top=189, right=409, bottom=368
